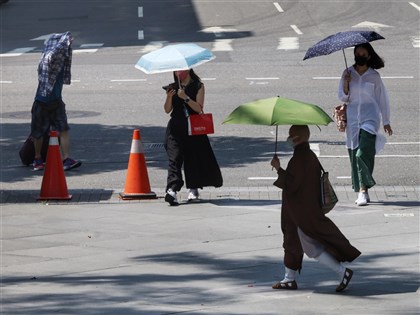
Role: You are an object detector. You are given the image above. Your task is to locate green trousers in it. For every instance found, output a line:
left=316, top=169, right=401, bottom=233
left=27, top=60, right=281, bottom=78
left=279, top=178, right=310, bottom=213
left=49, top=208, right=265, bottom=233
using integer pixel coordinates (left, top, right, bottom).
left=348, top=129, right=376, bottom=192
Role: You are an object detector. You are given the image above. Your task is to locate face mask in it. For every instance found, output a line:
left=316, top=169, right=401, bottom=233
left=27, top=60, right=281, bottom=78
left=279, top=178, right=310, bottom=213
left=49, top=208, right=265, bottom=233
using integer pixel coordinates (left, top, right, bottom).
left=176, top=71, right=189, bottom=81
left=355, top=56, right=368, bottom=66
left=286, top=136, right=295, bottom=147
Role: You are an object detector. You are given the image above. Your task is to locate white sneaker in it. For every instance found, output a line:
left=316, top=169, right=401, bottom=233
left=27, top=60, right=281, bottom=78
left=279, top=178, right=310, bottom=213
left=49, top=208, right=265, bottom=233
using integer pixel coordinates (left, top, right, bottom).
left=354, top=192, right=370, bottom=204
left=165, top=189, right=178, bottom=206
left=356, top=192, right=368, bottom=206
left=187, top=188, right=199, bottom=201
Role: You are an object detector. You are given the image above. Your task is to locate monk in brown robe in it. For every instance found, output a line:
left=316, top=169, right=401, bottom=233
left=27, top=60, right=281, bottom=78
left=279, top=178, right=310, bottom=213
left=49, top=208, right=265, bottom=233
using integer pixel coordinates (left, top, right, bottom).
left=271, top=125, right=361, bottom=292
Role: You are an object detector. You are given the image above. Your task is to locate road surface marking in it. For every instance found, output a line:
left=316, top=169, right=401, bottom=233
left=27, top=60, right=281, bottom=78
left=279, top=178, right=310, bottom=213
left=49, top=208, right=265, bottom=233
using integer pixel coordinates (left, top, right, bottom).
left=273, top=2, right=284, bottom=12
left=30, top=33, right=54, bottom=42
left=410, top=36, right=420, bottom=48
left=384, top=213, right=414, bottom=217
left=321, top=155, right=419, bottom=158
left=313, top=76, right=414, bottom=80
left=0, top=81, right=12, bottom=84
left=352, top=21, right=393, bottom=32
left=409, top=2, right=420, bottom=11
left=138, top=30, right=144, bottom=40
left=138, top=6, right=143, bottom=17
left=245, top=77, right=279, bottom=80
left=277, top=37, right=299, bottom=50
left=0, top=47, right=37, bottom=57
left=290, top=25, right=303, bottom=35
left=248, top=177, right=278, bottom=180
left=73, top=49, right=98, bottom=54
left=73, top=43, right=104, bottom=54
left=337, top=176, right=351, bottom=179
left=110, top=79, right=147, bottom=82
left=141, top=41, right=166, bottom=53
left=212, top=39, right=233, bottom=51
left=80, top=43, right=104, bottom=48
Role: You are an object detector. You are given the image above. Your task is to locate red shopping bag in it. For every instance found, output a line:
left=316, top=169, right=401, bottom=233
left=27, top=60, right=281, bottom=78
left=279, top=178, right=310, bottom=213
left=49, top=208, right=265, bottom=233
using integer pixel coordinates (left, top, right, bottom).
left=188, top=113, right=214, bottom=135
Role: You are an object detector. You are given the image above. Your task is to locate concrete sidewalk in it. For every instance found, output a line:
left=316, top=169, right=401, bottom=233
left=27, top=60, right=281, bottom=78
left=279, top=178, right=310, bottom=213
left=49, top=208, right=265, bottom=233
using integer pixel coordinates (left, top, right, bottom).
left=1, top=187, right=419, bottom=315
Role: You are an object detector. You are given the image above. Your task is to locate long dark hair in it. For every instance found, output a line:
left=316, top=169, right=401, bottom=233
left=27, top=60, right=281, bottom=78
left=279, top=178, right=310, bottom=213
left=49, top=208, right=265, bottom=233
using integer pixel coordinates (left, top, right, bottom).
left=172, top=69, right=202, bottom=85
left=354, top=43, right=384, bottom=69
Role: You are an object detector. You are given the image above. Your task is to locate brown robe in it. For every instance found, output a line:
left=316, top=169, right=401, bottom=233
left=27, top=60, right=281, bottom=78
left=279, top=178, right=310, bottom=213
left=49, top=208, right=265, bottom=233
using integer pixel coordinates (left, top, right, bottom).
left=275, top=142, right=361, bottom=271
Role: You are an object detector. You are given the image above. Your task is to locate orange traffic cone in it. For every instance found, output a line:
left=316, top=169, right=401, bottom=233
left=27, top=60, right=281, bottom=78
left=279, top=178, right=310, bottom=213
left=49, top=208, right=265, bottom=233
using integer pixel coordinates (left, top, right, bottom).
left=38, top=131, right=72, bottom=200
left=120, top=129, right=156, bottom=200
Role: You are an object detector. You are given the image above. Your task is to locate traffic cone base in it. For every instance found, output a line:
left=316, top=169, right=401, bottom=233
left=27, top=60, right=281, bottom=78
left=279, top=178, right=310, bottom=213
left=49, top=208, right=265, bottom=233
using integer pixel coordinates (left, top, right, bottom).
left=38, top=131, right=72, bottom=200
left=120, top=129, right=157, bottom=200
left=119, top=191, right=157, bottom=200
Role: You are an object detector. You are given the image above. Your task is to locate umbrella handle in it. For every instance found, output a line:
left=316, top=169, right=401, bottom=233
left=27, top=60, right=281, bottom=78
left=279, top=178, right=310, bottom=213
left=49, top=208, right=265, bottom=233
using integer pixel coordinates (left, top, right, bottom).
left=275, top=125, right=278, bottom=154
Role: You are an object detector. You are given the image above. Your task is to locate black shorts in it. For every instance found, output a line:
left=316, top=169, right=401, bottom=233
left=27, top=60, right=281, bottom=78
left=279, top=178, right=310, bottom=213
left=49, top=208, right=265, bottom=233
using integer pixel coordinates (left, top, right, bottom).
left=30, top=100, right=70, bottom=139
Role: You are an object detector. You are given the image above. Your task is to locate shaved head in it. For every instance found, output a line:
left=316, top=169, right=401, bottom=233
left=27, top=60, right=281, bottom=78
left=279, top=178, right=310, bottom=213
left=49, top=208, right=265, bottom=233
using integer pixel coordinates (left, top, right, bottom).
left=289, top=125, right=310, bottom=142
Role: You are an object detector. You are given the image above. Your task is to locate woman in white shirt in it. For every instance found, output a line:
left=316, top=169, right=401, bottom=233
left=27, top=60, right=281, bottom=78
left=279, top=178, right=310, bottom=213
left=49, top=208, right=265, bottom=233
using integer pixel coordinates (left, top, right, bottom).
left=338, top=43, right=393, bottom=206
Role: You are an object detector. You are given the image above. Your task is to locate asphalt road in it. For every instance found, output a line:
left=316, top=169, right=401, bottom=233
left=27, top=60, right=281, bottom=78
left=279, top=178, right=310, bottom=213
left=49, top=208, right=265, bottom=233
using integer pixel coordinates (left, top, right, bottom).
left=1, top=0, right=419, bottom=192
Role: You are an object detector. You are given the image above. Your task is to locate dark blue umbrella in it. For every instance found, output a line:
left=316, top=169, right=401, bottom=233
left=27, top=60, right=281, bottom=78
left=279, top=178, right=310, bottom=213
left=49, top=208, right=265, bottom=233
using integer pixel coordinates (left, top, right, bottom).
left=303, top=30, right=385, bottom=68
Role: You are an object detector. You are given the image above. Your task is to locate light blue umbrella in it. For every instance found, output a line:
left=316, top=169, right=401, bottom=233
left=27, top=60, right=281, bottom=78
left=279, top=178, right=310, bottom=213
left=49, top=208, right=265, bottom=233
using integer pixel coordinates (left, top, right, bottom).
left=135, top=43, right=215, bottom=74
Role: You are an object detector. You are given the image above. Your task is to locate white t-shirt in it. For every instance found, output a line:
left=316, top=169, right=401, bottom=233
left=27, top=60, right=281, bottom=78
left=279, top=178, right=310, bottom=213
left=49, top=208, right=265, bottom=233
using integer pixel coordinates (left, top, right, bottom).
left=338, top=66, right=390, bottom=151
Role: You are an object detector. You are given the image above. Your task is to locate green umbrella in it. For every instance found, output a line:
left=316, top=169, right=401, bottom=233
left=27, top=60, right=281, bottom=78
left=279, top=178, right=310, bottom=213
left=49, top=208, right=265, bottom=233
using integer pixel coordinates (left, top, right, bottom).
left=223, top=96, right=333, bottom=153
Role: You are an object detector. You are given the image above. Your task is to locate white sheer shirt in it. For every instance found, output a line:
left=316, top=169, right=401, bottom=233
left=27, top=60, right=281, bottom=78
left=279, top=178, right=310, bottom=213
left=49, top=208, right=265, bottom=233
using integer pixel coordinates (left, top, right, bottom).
left=338, top=66, right=390, bottom=151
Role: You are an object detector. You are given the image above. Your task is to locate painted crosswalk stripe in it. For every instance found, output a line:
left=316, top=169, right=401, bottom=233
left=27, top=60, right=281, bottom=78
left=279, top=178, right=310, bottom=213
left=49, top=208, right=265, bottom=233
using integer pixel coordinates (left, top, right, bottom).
left=212, top=39, right=233, bottom=51
left=277, top=37, right=299, bottom=50
left=141, top=41, right=166, bottom=53
left=290, top=25, right=303, bottom=35
left=138, top=30, right=144, bottom=40
left=73, top=43, right=104, bottom=54
left=138, top=6, right=143, bottom=17
left=410, top=36, right=420, bottom=48
left=0, top=47, right=36, bottom=57
left=273, top=2, right=284, bottom=12
left=409, top=2, right=420, bottom=11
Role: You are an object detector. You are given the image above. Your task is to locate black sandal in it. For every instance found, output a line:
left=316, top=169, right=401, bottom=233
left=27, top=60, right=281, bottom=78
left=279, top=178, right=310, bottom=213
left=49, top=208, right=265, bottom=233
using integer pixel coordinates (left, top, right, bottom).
left=272, top=280, right=298, bottom=290
left=336, top=268, right=353, bottom=292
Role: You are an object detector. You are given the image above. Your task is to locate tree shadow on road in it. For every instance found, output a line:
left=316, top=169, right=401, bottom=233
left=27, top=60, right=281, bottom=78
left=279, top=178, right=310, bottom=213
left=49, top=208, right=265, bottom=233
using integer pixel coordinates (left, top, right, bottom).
left=2, top=250, right=418, bottom=315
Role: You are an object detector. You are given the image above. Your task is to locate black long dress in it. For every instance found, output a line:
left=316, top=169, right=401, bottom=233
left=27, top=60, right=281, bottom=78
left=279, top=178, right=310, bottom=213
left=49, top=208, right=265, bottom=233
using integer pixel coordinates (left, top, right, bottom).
left=164, top=79, right=223, bottom=191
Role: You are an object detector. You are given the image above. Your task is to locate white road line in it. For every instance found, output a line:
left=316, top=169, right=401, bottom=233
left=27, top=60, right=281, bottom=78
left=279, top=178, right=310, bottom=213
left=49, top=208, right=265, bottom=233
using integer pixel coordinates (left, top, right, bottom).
left=409, top=2, right=420, bottom=11
left=138, top=6, right=143, bottom=17
left=248, top=177, right=278, bottom=180
left=410, top=35, right=420, bottom=48
left=273, top=2, right=284, bottom=12
left=202, top=78, right=217, bottom=81
left=141, top=41, right=166, bottom=53
left=138, top=30, right=144, bottom=40
left=277, top=37, right=299, bottom=50
left=73, top=49, right=98, bottom=54
left=0, top=81, right=12, bottom=84
left=290, top=25, right=303, bottom=35
left=384, top=213, right=414, bottom=217
left=212, top=39, right=233, bottom=51
left=313, top=76, right=414, bottom=80
left=387, top=142, right=420, bottom=145
left=337, top=176, right=351, bottom=179
left=245, top=77, right=279, bottom=80
left=310, top=143, right=320, bottom=156
left=80, top=43, right=104, bottom=48
left=321, top=155, right=420, bottom=158
left=0, top=47, right=37, bottom=57
left=110, top=79, right=147, bottom=82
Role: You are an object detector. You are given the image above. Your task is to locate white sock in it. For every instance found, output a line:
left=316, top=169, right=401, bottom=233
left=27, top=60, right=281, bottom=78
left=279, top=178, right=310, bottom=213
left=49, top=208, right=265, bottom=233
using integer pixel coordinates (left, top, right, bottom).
left=316, top=251, right=345, bottom=279
left=282, top=267, right=297, bottom=282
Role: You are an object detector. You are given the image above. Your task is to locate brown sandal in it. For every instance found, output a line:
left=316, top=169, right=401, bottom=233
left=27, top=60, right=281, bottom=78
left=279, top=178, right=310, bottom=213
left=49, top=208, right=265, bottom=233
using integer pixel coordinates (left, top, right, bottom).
left=336, top=268, right=353, bottom=292
left=272, top=280, right=298, bottom=290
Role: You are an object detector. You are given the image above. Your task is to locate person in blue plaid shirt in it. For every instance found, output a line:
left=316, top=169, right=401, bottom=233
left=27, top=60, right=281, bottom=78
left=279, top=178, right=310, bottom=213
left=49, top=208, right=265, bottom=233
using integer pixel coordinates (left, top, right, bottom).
left=31, top=32, right=81, bottom=171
